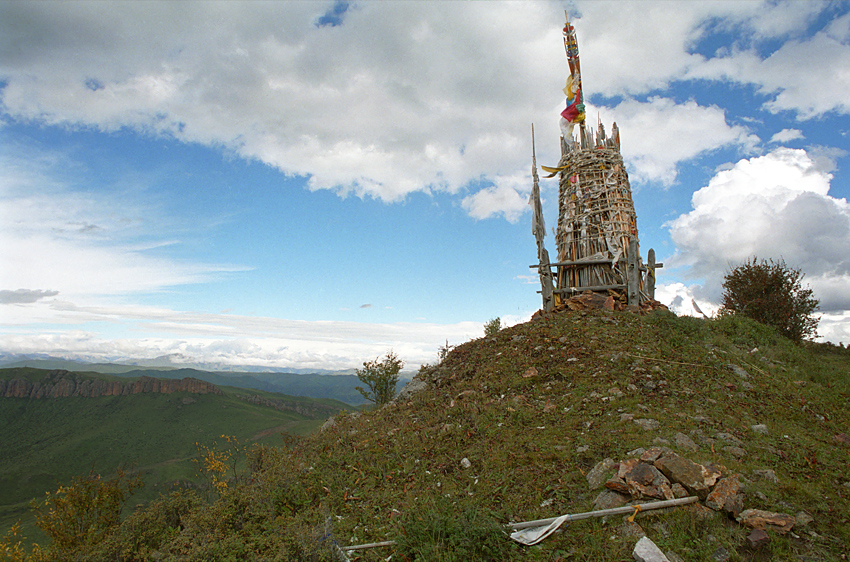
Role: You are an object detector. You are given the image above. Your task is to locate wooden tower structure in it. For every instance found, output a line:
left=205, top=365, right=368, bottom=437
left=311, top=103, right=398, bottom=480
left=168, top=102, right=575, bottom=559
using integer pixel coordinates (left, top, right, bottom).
left=531, top=15, right=661, bottom=312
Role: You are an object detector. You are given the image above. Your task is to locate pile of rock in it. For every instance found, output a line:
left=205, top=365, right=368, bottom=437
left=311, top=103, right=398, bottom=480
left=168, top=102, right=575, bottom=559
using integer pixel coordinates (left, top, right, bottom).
left=586, top=447, right=804, bottom=560
left=551, top=290, right=669, bottom=314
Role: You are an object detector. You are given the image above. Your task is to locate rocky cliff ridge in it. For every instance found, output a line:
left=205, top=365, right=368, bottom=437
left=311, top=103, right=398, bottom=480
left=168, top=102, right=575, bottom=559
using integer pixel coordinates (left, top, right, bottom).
left=0, top=369, right=222, bottom=398
left=240, top=392, right=341, bottom=419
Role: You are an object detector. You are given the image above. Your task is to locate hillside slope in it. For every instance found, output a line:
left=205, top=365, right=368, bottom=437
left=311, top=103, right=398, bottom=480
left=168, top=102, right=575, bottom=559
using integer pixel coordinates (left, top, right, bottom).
left=6, top=310, right=849, bottom=561
left=307, top=310, right=849, bottom=561
left=0, top=368, right=350, bottom=542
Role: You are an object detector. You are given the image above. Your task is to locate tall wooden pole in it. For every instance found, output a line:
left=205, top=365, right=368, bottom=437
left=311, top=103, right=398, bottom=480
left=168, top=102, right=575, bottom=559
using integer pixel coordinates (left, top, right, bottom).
left=531, top=124, right=554, bottom=312
left=563, top=12, right=586, bottom=141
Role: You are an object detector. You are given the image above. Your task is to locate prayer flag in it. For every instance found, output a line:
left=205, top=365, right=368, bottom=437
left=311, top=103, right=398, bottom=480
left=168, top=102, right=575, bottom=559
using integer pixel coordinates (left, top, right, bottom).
left=563, top=75, right=577, bottom=101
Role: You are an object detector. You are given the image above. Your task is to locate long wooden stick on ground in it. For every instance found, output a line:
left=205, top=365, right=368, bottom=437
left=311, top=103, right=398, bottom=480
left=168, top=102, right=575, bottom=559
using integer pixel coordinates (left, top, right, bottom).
left=342, top=540, right=396, bottom=552
left=510, top=496, right=699, bottom=531
left=340, top=497, right=700, bottom=551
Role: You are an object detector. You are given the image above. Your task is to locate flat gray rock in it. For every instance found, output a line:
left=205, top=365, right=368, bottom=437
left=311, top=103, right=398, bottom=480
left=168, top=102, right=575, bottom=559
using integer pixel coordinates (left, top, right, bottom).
left=587, top=458, right=617, bottom=490
left=394, top=378, right=427, bottom=401
left=633, top=536, right=670, bottom=562
left=634, top=418, right=660, bottom=431
left=751, top=424, right=769, bottom=435
left=673, top=432, right=699, bottom=452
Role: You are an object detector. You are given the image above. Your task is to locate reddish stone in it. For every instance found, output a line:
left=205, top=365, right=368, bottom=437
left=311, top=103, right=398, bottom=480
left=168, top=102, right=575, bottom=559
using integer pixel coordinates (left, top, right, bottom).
left=617, top=458, right=640, bottom=479
left=746, top=528, right=770, bottom=549
left=625, top=463, right=673, bottom=499
left=671, top=483, right=689, bottom=498
left=593, top=489, right=630, bottom=511
left=605, top=476, right=631, bottom=494
left=654, top=454, right=714, bottom=499
left=640, top=447, right=664, bottom=463
left=705, top=474, right=741, bottom=512
left=684, top=503, right=718, bottom=521
left=736, top=509, right=795, bottom=534
left=631, top=481, right=674, bottom=500
left=724, top=493, right=745, bottom=519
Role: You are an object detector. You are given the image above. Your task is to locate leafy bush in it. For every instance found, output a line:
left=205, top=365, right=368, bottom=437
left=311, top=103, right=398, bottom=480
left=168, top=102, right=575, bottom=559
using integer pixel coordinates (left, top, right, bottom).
left=100, top=490, right=204, bottom=561
left=0, top=522, right=44, bottom=562
left=30, top=470, right=141, bottom=561
left=355, top=350, right=404, bottom=407
left=483, top=317, right=502, bottom=337
left=194, top=435, right=245, bottom=499
left=720, top=257, right=819, bottom=342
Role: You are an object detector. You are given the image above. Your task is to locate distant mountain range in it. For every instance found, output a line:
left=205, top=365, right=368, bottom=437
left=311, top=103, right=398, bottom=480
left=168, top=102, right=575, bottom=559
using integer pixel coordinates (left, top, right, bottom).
left=0, top=354, right=413, bottom=405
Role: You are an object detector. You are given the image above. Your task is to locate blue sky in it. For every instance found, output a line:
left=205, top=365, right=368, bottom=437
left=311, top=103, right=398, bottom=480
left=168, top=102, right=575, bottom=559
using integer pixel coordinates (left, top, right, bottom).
left=2, top=1, right=849, bottom=370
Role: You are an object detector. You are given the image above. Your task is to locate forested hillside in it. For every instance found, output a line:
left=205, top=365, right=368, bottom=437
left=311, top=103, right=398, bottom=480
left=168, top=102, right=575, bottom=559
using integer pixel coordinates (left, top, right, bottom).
left=0, top=368, right=350, bottom=546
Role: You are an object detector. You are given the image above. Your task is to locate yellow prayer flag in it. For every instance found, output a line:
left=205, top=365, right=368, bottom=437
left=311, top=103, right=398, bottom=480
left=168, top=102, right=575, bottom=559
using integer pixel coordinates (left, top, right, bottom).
left=562, top=75, right=577, bottom=100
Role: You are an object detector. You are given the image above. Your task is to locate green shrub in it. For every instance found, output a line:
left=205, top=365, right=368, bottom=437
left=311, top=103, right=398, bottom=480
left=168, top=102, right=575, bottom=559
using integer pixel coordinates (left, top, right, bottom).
left=394, top=498, right=514, bottom=561
left=437, top=339, right=453, bottom=363
left=356, top=350, right=404, bottom=407
left=101, top=490, right=204, bottom=561
left=720, top=257, right=819, bottom=342
left=484, top=318, right=502, bottom=337
left=30, top=469, right=141, bottom=562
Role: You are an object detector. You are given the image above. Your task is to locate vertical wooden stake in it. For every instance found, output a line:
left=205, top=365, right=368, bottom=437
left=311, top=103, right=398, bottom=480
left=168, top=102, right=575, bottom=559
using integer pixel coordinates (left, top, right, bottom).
left=540, top=249, right=555, bottom=313
left=531, top=124, right=555, bottom=313
left=628, top=235, right=640, bottom=305
left=646, top=248, right=656, bottom=300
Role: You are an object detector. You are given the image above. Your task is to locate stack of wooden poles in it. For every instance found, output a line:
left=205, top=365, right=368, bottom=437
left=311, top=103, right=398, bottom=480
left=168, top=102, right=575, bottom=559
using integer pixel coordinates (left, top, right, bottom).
left=555, top=125, right=639, bottom=294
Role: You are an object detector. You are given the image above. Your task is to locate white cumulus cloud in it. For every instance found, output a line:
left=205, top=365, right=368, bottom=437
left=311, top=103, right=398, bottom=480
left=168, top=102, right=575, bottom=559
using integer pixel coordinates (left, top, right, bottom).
left=687, top=12, right=850, bottom=119
left=1, top=1, right=846, bottom=213
left=666, top=147, right=850, bottom=311
left=461, top=173, right=531, bottom=223
left=601, top=97, right=759, bottom=185
left=769, top=129, right=804, bottom=144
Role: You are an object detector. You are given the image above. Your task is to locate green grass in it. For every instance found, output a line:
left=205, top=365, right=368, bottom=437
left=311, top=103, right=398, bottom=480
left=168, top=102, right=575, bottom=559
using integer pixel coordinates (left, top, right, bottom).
left=299, top=311, right=849, bottom=561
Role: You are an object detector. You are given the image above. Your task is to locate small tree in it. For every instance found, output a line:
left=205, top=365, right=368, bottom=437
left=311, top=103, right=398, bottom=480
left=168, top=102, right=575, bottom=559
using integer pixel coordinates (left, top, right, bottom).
left=483, top=317, right=502, bottom=337
left=720, top=257, right=819, bottom=342
left=30, top=469, right=141, bottom=560
left=356, top=350, right=404, bottom=407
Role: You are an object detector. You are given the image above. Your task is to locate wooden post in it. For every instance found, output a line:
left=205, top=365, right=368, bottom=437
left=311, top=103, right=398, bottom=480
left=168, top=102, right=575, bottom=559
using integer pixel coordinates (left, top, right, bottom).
left=627, top=235, right=640, bottom=305
left=539, top=248, right=555, bottom=313
left=646, top=248, right=656, bottom=300
left=531, top=124, right=555, bottom=313
left=644, top=249, right=663, bottom=301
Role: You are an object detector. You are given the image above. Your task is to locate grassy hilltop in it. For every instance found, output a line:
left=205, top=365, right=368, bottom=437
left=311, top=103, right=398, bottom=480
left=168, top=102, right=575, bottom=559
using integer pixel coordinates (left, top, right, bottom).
left=3, top=310, right=849, bottom=561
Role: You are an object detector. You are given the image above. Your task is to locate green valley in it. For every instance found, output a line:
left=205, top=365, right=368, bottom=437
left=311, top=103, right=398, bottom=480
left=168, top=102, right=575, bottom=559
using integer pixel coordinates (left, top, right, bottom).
left=0, top=368, right=350, bottom=543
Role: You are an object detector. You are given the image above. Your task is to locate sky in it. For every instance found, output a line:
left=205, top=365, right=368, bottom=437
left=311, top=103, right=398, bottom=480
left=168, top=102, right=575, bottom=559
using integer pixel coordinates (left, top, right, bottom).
left=2, top=1, right=850, bottom=371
